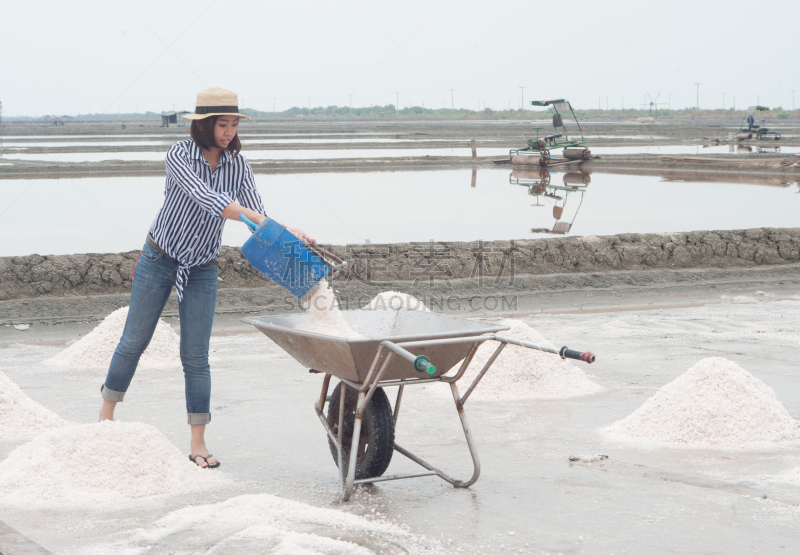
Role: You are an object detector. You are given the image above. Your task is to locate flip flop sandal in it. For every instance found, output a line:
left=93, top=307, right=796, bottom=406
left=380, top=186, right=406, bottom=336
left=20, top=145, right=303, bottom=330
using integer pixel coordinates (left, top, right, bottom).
left=189, top=454, right=221, bottom=469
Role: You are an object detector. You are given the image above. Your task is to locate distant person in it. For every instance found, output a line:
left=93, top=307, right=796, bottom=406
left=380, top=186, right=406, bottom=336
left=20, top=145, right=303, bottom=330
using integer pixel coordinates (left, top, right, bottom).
left=747, top=113, right=755, bottom=130
left=98, top=88, right=314, bottom=468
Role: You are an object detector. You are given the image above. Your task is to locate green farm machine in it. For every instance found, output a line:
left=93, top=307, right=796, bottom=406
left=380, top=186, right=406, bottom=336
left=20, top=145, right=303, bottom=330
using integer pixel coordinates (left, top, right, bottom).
left=510, top=99, right=592, bottom=166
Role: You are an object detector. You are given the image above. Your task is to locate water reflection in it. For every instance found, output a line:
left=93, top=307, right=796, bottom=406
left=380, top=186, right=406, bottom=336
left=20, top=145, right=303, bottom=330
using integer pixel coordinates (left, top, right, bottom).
left=510, top=169, right=591, bottom=234
left=658, top=171, right=797, bottom=188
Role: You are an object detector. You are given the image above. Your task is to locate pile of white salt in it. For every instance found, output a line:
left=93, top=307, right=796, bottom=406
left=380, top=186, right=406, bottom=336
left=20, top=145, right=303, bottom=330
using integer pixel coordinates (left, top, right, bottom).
left=45, top=306, right=180, bottom=370
left=603, top=357, right=800, bottom=448
left=449, top=319, right=602, bottom=400
left=0, top=421, right=229, bottom=506
left=0, top=371, right=65, bottom=439
left=295, top=279, right=362, bottom=338
left=114, top=493, right=442, bottom=554
left=362, top=291, right=431, bottom=312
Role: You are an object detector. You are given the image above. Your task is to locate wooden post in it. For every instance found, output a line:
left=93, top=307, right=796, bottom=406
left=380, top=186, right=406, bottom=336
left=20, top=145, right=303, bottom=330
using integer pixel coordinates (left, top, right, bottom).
left=471, top=166, right=477, bottom=188
left=471, top=139, right=477, bottom=159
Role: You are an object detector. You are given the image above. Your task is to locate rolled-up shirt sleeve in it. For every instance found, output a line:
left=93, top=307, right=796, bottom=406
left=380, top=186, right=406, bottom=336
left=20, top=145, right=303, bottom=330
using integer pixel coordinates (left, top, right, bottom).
left=236, top=160, right=267, bottom=217
left=165, top=144, right=234, bottom=217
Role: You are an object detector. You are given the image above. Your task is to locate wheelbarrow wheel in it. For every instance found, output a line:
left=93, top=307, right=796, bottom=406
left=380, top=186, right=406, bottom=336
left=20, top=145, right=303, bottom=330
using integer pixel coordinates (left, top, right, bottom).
left=327, top=382, right=394, bottom=480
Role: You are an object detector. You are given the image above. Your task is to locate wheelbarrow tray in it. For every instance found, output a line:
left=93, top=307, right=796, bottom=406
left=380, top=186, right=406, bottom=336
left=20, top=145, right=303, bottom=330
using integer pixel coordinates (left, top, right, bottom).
left=243, top=311, right=509, bottom=382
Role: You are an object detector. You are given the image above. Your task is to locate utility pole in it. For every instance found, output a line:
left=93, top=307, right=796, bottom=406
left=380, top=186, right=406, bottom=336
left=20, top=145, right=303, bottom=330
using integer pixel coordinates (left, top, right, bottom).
left=606, top=95, right=609, bottom=110
left=694, top=83, right=701, bottom=110
left=395, top=92, right=399, bottom=111
left=668, top=94, right=671, bottom=110
left=621, top=95, right=624, bottom=110
left=722, top=93, right=725, bottom=110
left=733, top=95, right=736, bottom=111
left=273, top=98, right=276, bottom=112
left=307, top=97, right=311, bottom=111
left=792, top=90, right=796, bottom=110
left=449, top=89, right=455, bottom=109
left=519, top=86, right=525, bottom=110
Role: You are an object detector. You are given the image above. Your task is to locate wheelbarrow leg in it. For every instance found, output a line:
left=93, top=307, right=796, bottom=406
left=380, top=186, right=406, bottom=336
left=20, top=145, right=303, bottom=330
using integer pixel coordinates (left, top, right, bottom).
left=337, top=378, right=347, bottom=496
left=450, top=382, right=481, bottom=488
left=342, top=389, right=366, bottom=501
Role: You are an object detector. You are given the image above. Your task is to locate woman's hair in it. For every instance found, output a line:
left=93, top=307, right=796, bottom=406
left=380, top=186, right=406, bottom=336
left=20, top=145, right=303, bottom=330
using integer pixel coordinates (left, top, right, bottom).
left=190, top=115, right=241, bottom=156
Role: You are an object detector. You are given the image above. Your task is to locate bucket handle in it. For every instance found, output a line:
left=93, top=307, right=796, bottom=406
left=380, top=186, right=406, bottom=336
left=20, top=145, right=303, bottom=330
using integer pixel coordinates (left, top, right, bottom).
left=238, top=214, right=258, bottom=230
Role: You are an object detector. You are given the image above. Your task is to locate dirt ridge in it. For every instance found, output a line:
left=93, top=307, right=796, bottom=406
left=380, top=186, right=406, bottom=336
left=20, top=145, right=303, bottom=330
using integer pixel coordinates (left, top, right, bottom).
left=2, top=227, right=799, bottom=302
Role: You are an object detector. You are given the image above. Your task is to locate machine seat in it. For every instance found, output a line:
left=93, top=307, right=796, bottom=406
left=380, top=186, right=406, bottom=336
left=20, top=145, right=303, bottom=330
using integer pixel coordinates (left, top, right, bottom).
left=545, top=133, right=563, bottom=141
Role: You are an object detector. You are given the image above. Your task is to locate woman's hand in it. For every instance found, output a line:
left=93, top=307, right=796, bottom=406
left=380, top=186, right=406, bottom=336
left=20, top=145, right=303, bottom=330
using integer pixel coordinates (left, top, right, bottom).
left=286, top=227, right=315, bottom=245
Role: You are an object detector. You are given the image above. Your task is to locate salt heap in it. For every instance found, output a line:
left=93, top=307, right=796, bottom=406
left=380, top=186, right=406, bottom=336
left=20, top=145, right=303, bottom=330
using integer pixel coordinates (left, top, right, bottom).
left=0, top=421, right=229, bottom=506
left=45, top=306, right=180, bottom=370
left=0, top=371, right=65, bottom=439
left=784, top=467, right=800, bottom=483
left=452, top=319, right=602, bottom=400
left=295, top=279, right=362, bottom=338
left=362, top=291, right=430, bottom=312
left=120, top=493, right=442, bottom=554
left=603, top=357, right=800, bottom=449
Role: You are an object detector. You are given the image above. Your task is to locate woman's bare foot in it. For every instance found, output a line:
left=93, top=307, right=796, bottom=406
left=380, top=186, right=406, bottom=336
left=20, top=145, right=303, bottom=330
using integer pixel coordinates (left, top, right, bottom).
left=99, top=400, right=116, bottom=422
left=190, top=424, right=219, bottom=468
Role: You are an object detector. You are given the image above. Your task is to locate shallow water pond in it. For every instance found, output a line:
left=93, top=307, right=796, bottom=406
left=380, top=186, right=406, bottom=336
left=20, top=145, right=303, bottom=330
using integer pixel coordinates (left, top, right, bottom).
left=1, top=168, right=799, bottom=256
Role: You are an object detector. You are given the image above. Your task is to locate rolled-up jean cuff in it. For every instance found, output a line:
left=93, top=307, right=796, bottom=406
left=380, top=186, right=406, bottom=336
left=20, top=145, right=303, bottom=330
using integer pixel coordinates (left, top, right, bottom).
left=100, top=384, right=125, bottom=402
left=188, top=413, right=211, bottom=425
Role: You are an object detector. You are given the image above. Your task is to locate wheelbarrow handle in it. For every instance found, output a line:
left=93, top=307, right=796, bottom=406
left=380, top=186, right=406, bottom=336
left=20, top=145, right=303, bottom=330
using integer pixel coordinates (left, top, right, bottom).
left=379, top=342, right=437, bottom=375
left=559, top=347, right=595, bottom=364
left=413, top=355, right=436, bottom=375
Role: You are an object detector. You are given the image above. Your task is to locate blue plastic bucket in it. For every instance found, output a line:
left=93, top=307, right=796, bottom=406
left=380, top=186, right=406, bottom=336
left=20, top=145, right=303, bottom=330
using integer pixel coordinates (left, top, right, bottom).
left=239, top=216, right=330, bottom=298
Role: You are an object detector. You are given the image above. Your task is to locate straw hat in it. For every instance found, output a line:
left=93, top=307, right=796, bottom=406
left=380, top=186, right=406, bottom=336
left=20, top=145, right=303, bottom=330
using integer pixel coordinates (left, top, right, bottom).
left=182, top=87, right=251, bottom=120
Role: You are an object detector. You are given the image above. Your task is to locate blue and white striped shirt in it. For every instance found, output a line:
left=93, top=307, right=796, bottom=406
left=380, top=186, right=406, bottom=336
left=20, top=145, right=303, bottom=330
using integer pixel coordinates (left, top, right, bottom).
left=149, top=139, right=266, bottom=300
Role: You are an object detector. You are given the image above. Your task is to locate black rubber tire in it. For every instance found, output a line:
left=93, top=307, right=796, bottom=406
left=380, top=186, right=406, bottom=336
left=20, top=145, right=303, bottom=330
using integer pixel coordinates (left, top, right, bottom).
left=326, top=382, right=394, bottom=480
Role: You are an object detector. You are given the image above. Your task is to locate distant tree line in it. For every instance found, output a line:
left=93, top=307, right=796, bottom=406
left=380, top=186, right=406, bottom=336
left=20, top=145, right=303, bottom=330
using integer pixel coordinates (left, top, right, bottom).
left=7, top=106, right=799, bottom=122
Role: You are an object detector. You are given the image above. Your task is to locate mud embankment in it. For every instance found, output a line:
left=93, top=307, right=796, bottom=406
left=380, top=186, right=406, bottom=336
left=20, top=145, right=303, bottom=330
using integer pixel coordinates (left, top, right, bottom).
left=3, top=227, right=800, bottom=323
left=3, top=228, right=800, bottom=302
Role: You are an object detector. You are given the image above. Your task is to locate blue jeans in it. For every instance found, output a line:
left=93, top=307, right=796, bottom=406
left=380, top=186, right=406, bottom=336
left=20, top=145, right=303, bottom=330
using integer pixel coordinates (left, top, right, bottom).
left=101, top=241, right=218, bottom=425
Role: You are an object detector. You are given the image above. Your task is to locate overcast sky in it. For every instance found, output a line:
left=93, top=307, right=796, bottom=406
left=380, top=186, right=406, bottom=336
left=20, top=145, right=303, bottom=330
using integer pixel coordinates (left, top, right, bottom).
left=3, top=0, right=798, bottom=117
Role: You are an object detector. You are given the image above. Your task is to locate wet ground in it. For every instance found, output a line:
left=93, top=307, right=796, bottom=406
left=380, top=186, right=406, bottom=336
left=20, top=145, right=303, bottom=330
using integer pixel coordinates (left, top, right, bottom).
left=2, top=277, right=800, bottom=554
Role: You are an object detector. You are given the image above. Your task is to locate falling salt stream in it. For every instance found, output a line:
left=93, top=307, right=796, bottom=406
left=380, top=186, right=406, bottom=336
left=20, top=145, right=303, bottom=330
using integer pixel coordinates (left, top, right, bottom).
left=294, top=279, right=363, bottom=338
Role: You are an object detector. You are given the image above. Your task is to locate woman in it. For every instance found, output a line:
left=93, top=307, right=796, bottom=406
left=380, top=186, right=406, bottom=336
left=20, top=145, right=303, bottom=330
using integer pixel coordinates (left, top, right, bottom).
left=98, top=87, right=312, bottom=468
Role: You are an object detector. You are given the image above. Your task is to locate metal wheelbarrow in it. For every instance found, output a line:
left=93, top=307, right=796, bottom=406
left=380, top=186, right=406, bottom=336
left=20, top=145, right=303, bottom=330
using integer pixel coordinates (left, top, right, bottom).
left=244, top=309, right=595, bottom=501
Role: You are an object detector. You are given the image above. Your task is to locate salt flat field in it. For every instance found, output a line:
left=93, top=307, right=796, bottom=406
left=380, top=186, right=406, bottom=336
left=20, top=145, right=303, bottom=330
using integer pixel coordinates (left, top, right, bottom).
left=3, top=120, right=800, bottom=555
left=3, top=144, right=797, bottom=164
